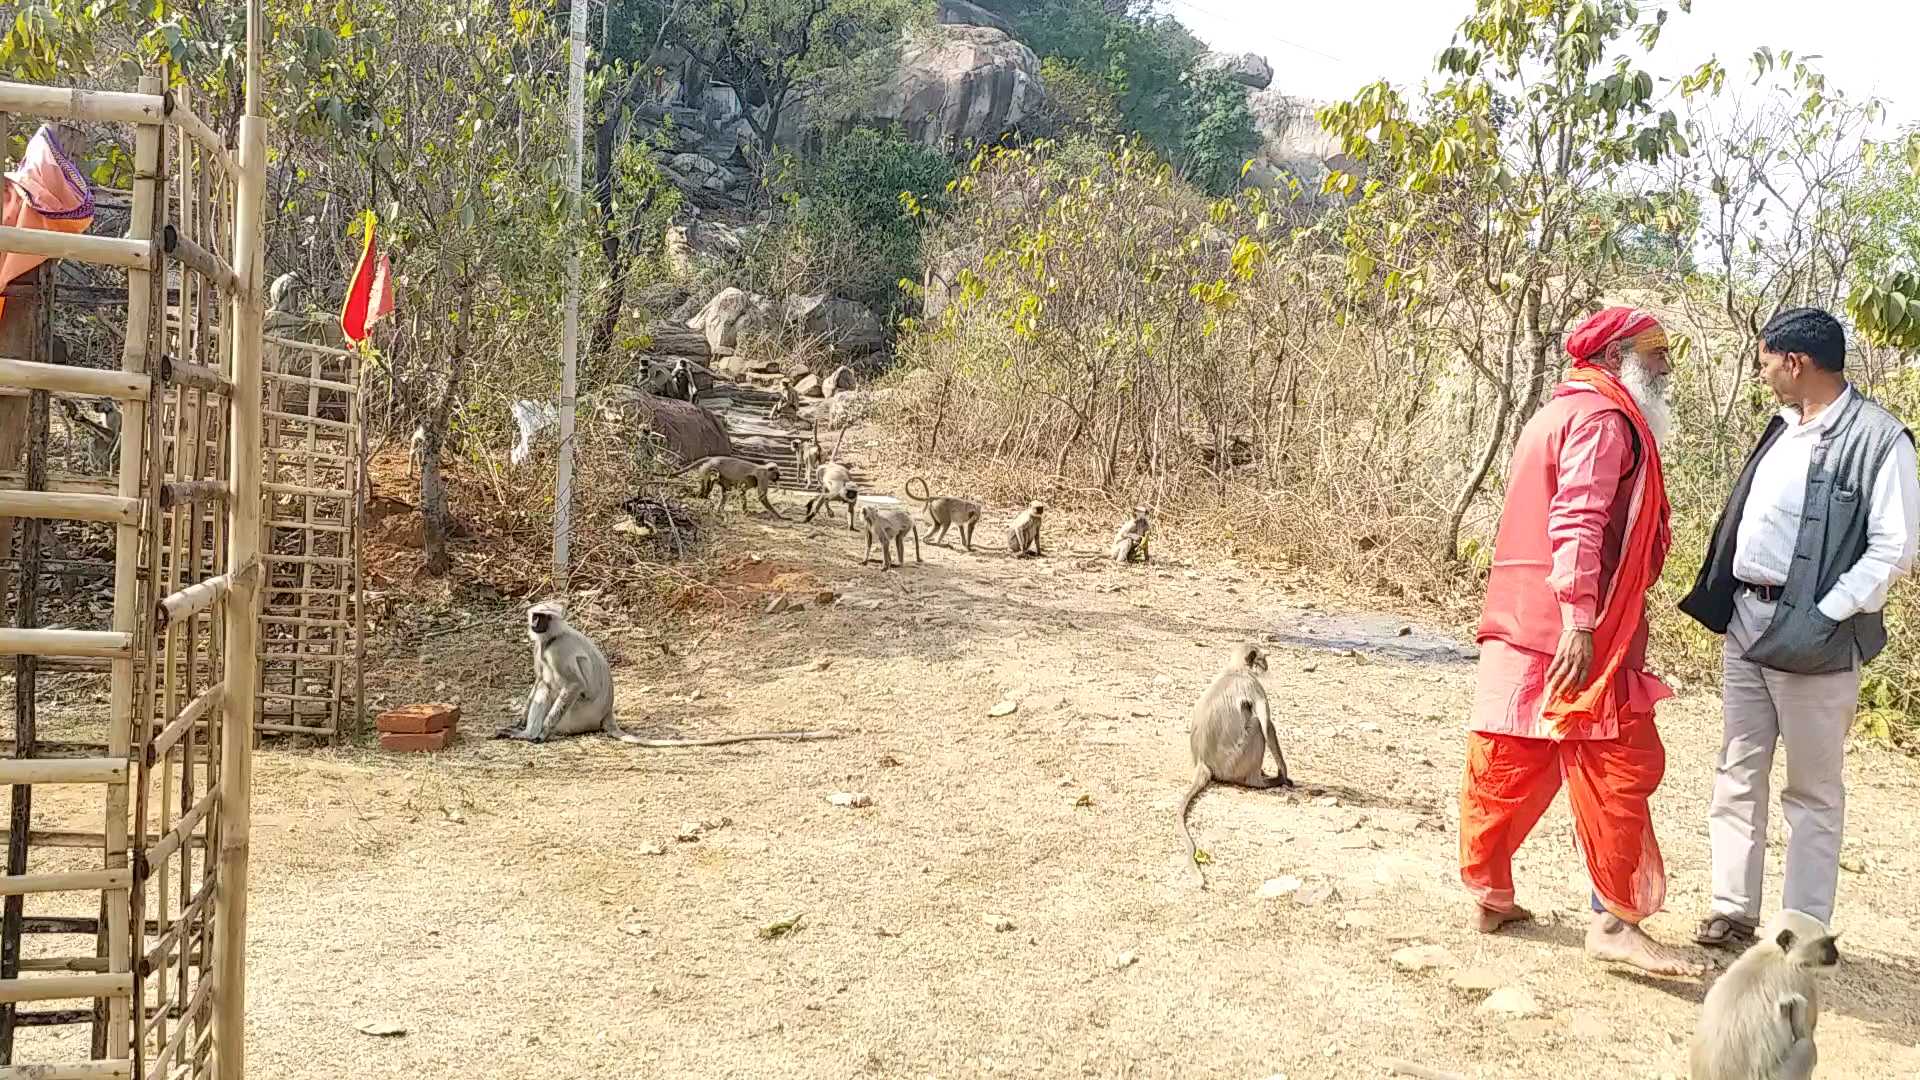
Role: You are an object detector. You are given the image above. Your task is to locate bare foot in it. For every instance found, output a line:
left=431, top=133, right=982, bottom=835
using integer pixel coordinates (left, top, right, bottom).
left=1471, top=903, right=1533, bottom=934
left=1585, top=913, right=1706, bottom=977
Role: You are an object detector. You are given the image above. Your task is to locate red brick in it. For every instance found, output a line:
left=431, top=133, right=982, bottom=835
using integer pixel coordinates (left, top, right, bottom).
left=379, top=728, right=455, bottom=752
left=376, top=702, right=460, bottom=734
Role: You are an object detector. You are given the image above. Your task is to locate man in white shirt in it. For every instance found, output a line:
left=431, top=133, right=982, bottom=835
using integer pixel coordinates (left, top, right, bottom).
left=1678, top=307, right=1920, bottom=948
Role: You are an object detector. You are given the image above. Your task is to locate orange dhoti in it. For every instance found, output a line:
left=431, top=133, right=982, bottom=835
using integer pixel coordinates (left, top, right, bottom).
left=1460, top=697, right=1668, bottom=921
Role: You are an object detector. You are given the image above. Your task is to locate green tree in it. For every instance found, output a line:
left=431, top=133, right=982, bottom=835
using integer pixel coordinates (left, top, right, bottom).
left=1178, top=67, right=1258, bottom=196
left=1318, top=0, right=1695, bottom=561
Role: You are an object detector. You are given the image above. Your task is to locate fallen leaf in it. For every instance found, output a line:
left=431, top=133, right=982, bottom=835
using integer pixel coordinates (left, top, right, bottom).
left=356, top=1021, right=407, bottom=1038
left=759, top=913, right=805, bottom=940
left=1192, top=849, right=1213, bottom=866
left=988, top=700, right=1019, bottom=717
left=1074, top=794, right=1093, bottom=808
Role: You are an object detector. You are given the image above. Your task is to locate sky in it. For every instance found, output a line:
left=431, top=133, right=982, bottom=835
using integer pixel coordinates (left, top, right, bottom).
left=1158, top=0, right=1920, bottom=129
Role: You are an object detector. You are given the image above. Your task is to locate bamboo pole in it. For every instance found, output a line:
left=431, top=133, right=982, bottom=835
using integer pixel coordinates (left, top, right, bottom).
left=0, top=82, right=163, bottom=124
left=213, top=96, right=265, bottom=1080
left=0, top=491, right=141, bottom=525
left=104, top=77, right=166, bottom=1067
left=0, top=629, right=131, bottom=659
left=159, top=480, right=229, bottom=508
left=161, top=357, right=231, bottom=395
left=147, top=687, right=222, bottom=766
left=0, top=761, right=126, bottom=786
left=161, top=226, right=242, bottom=297
left=261, top=335, right=349, bottom=358
left=0, top=227, right=153, bottom=270
left=0, top=975, right=131, bottom=1005
left=159, top=94, right=234, bottom=178
left=0, top=871, right=130, bottom=897
left=0, top=358, right=149, bottom=400
left=154, top=573, right=234, bottom=629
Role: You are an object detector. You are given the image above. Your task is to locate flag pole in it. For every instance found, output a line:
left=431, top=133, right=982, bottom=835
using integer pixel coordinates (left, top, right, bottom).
left=555, top=0, right=588, bottom=590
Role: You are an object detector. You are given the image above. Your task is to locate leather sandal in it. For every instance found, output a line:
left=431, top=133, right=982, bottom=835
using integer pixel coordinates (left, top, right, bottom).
left=1693, top=913, right=1758, bottom=949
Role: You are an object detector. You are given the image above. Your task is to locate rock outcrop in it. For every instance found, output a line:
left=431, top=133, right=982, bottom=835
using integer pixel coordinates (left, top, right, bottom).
left=687, top=287, right=779, bottom=354
left=1201, top=51, right=1274, bottom=90
left=784, top=294, right=885, bottom=355
left=1244, top=91, right=1351, bottom=195
left=871, top=26, right=1049, bottom=152
left=936, top=0, right=1014, bottom=36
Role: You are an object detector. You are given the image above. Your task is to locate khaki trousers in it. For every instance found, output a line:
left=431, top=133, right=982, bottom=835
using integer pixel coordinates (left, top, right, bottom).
left=1708, top=590, right=1859, bottom=925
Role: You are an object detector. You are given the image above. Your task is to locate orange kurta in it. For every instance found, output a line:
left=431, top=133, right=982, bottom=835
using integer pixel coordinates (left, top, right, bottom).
left=1460, top=364, right=1673, bottom=922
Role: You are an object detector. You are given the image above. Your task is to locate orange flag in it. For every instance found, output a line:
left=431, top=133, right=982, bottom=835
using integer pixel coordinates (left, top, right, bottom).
left=340, top=211, right=393, bottom=346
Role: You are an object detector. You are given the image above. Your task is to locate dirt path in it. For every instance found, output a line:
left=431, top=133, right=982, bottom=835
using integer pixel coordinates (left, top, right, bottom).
left=243, top=501, right=1920, bottom=1079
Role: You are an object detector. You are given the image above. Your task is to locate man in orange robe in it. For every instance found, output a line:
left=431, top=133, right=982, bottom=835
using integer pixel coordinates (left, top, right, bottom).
left=1458, top=306, right=1703, bottom=977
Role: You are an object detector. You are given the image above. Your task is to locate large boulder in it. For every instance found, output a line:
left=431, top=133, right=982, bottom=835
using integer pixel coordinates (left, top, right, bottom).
left=825, top=365, right=858, bottom=396
left=797, top=25, right=1047, bottom=154
left=687, top=288, right=777, bottom=354
left=587, top=386, right=732, bottom=462
left=1201, top=51, right=1274, bottom=90
left=1244, top=91, right=1352, bottom=195
left=784, top=294, right=885, bottom=355
left=936, top=0, right=1014, bottom=36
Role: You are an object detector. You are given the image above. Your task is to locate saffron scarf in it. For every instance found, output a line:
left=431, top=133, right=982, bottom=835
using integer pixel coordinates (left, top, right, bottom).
left=1540, top=363, right=1671, bottom=736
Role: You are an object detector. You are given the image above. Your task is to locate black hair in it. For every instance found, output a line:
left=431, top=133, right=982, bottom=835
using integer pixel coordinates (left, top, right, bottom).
left=1760, top=307, right=1846, bottom=373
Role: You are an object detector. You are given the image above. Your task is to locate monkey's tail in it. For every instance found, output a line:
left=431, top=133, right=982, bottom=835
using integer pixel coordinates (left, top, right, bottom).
left=904, top=476, right=932, bottom=507
left=606, top=722, right=840, bottom=747
left=1176, top=763, right=1212, bottom=886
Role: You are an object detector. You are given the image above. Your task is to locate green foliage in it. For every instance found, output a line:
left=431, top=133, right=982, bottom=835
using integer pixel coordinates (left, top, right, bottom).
left=1178, top=67, right=1258, bottom=196
left=787, top=125, right=955, bottom=317
left=1846, top=132, right=1920, bottom=350
left=1038, top=56, right=1120, bottom=135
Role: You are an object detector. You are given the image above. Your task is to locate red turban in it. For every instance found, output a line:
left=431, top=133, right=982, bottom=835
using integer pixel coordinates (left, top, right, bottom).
left=1565, top=306, right=1663, bottom=363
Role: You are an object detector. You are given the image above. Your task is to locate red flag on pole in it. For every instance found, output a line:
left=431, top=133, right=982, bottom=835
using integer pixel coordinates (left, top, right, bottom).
left=340, top=211, right=394, bottom=346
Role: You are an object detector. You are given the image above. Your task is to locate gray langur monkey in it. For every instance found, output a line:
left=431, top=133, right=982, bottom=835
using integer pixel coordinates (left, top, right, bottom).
left=669, top=357, right=695, bottom=403
left=499, top=601, right=838, bottom=747
left=1691, top=909, right=1839, bottom=1080
left=407, top=423, right=426, bottom=483
left=1006, top=501, right=1045, bottom=557
left=671, top=455, right=785, bottom=517
left=1111, top=506, right=1151, bottom=563
left=860, top=504, right=921, bottom=570
left=1177, top=643, right=1292, bottom=886
left=803, top=462, right=860, bottom=529
left=905, top=477, right=982, bottom=551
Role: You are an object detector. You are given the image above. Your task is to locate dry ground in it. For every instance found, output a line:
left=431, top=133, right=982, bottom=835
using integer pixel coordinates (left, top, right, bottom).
left=218, top=475, right=1920, bottom=1080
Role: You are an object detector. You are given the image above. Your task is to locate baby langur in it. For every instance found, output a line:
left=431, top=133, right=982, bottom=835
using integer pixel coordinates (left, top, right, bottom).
left=1691, top=909, right=1840, bottom=1080
left=1006, top=501, right=1045, bottom=557
left=860, top=504, right=921, bottom=570
left=1111, top=506, right=1151, bottom=563
left=1177, top=643, right=1292, bottom=886
left=905, top=477, right=982, bottom=551
left=803, top=462, right=860, bottom=530
left=499, top=601, right=836, bottom=747
left=672, top=455, right=784, bottom=517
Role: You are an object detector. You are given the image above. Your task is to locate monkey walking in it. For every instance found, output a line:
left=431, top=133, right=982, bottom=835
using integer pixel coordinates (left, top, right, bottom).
left=1691, top=909, right=1839, bottom=1080
left=1006, top=501, right=1045, bottom=557
left=1177, top=643, right=1292, bottom=886
left=498, top=601, right=835, bottom=747
left=860, top=504, right=921, bottom=570
left=904, top=477, right=983, bottom=551
left=670, top=455, right=785, bottom=517
left=802, top=463, right=860, bottom=530
left=1111, top=506, right=1151, bottom=563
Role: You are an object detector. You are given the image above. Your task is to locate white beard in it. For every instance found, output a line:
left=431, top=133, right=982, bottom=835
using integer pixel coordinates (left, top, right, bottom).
left=1619, top=354, right=1673, bottom=450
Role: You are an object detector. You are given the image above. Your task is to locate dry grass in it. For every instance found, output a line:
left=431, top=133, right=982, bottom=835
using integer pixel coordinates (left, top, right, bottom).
left=169, top=425, right=1920, bottom=1076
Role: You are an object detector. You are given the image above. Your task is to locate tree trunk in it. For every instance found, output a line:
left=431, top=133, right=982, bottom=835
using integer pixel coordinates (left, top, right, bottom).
left=1444, top=380, right=1511, bottom=565
left=420, top=275, right=473, bottom=577
left=1510, top=283, right=1551, bottom=446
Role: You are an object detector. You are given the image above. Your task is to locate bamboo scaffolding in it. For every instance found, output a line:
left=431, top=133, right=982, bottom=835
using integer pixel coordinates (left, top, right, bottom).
left=160, top=357, right=230, bottom=395
left=0, top=762, right=127, bottom=786
left=0, top=630, right=132, bottom=659
left=0, top=84, right=164, bottom=124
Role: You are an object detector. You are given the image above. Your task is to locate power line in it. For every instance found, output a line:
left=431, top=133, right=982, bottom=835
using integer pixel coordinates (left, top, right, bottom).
left=1157, top=0, right=1349, bottom=66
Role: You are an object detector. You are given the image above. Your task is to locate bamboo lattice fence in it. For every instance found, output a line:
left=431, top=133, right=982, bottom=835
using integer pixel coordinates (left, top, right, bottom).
left=0, top=59, right=266, bottom=1080
left=257, top=335, right=363, bottom=741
